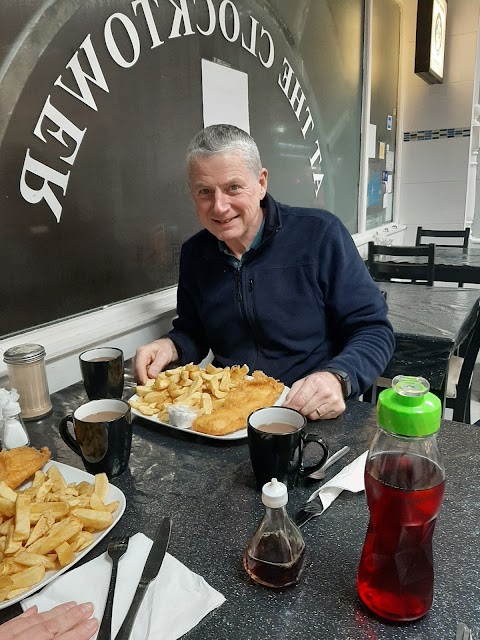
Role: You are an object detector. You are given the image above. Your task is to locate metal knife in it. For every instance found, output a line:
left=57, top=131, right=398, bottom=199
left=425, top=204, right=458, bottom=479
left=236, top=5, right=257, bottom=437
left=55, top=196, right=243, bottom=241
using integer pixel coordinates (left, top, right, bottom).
left=115, top=517, right=172, bottom=640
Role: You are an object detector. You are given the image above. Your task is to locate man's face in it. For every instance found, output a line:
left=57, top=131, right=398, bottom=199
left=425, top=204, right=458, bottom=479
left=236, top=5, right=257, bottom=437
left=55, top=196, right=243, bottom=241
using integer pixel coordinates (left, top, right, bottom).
left=188, top=152, right=268, bottom=252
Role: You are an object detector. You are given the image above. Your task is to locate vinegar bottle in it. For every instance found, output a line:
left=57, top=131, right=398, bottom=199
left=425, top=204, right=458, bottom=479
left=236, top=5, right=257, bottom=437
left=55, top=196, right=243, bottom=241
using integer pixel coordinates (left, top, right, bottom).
left=357, top=375, right=445, bottom=621
left=243, top=478, right=306, bottom=588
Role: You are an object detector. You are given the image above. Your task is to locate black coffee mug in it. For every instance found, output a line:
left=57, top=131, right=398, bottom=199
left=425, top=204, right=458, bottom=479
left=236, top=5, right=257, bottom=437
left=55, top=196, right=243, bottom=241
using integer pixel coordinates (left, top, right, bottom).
left=79, top=347, right=124, bottom=400
left=247, top=406, right=329, bottom=490
left=59, top=398, right=132, bottom=478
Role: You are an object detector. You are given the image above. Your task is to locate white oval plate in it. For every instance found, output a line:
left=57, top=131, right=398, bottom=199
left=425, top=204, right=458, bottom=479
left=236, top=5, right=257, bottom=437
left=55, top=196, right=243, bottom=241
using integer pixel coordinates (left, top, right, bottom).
left=0, top=460, right=126, bottom=610
left=130, top=385, right=289, bottom=441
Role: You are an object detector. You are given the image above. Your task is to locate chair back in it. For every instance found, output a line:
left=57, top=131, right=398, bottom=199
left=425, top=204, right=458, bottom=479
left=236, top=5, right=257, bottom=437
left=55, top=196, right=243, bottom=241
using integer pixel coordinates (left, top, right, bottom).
left=416, top=226, right=470, bottom=249
left=446, top=307, right=480, bottom=423
left=367, top=242, right=435, bottom=286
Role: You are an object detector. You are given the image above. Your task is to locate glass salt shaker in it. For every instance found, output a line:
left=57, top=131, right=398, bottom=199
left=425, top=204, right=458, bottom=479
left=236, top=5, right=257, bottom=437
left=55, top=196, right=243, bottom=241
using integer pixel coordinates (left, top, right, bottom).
left=3, top=344, right=52, bottom=421
left=244, top=478, right=306, bottom=588
left=2, top=400, right=30, bottom=449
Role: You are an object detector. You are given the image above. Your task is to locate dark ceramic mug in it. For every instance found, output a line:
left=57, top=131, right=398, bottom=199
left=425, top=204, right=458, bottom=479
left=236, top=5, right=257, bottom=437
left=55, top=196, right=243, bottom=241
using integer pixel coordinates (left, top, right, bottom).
left=79, top=347, right=124, bottom=400
left=247, top=406, right=329, bottom=490
left=59, top=398, right=132, bottom=478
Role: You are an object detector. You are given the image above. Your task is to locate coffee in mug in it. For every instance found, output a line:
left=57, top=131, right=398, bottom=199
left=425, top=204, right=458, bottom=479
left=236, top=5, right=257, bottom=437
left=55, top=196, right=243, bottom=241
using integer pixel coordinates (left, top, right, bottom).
left=255, top=422, right=297, bottom=434
left=248, top=406, right=329, bottom=490
left=59, top=398, right=132, bottom=478
left=79, top=347, right=124, bottom=400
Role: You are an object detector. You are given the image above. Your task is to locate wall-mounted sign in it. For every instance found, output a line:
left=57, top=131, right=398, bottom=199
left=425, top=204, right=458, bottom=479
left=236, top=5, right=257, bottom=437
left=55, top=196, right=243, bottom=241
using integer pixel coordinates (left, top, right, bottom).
left=415, top=0, right=447, bottom=84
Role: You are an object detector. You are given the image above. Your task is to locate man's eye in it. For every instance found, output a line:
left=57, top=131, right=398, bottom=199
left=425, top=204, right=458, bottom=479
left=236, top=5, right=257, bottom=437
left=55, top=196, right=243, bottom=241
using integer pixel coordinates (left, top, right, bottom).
left=199, top=188, right=210, bottom=196
left=229, top=185, right=239, bottom=192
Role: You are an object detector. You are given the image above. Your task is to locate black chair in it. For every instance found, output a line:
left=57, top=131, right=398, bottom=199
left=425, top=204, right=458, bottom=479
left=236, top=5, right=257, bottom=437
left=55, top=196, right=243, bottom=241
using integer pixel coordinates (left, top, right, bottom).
left=444, top=308, right=480, bottom=423
left=415, top=226, right=470, bottom=249
left=367, top=242, right=435, bottom=286
left=363, top=309, right=480, bottom=424
left=416, top=227, right=470, bottom=287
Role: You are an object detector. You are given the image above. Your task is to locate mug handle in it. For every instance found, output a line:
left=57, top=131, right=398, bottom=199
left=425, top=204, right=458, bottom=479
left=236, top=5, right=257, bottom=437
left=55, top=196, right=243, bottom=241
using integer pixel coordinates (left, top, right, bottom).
left=299, top=435, right=329, bottom=477
left=59, top=415, right=82, bottom=457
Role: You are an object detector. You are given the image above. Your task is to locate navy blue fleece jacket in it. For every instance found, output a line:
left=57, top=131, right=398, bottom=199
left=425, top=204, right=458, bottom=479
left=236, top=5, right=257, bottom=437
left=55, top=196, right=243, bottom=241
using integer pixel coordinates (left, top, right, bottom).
left=167, top=193, right=395, bottom=397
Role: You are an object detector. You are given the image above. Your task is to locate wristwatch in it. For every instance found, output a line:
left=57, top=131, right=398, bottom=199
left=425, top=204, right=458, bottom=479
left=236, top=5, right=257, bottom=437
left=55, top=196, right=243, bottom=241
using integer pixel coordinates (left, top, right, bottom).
left=323, top=368, right=352, bottom=399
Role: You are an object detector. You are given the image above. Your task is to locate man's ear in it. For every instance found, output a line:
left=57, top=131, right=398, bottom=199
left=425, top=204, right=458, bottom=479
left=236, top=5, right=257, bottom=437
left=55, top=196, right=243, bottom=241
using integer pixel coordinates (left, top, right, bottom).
left=259, top=168, right=268, bottom=198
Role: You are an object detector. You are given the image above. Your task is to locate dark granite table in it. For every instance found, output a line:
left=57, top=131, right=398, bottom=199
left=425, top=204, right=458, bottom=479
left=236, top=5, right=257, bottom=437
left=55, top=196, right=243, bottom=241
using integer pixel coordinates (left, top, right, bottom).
left=0, top=370, right=479, bottom=639
left=379, top=283, right=480, bottom=394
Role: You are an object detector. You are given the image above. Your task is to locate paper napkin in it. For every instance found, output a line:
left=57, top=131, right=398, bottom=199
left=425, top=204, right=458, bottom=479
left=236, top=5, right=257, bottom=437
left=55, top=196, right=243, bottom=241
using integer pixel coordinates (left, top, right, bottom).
left=21, top=532, right=225, bottom=640
left=306, top=450, right=368, bottom=513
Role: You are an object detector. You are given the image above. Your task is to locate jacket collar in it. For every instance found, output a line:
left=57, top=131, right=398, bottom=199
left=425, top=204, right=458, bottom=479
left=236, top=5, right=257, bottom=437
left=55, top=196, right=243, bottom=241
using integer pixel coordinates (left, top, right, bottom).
left=261, top=192, right=282, bottom=240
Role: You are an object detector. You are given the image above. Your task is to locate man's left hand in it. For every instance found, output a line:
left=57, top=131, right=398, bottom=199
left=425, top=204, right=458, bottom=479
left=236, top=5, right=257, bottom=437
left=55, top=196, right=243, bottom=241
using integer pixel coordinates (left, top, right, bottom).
left=282, top=371, right=346, bottom=420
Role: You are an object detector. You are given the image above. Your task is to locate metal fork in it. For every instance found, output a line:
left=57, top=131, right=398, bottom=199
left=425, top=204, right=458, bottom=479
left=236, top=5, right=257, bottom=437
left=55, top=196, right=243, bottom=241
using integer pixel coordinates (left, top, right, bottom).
left=97, top=536, right=130, bottom=640
left=294, top=495, right=325, bottom=528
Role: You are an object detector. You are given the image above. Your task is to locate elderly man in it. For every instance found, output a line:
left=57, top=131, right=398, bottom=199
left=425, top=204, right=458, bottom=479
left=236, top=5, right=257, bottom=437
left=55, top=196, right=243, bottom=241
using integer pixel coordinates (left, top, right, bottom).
left=134, top=124, right=394, bottom=419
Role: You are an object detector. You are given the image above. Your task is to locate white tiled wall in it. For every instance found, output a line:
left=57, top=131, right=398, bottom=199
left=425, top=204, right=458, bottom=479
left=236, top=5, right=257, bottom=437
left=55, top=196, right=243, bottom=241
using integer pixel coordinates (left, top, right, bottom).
left=397, top=0, right=480, bottom=241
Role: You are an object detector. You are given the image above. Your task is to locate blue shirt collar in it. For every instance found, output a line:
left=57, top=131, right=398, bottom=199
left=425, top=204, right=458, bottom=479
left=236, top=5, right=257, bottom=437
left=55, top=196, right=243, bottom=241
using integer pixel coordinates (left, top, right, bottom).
left=218, top=217, right=265, bottom=263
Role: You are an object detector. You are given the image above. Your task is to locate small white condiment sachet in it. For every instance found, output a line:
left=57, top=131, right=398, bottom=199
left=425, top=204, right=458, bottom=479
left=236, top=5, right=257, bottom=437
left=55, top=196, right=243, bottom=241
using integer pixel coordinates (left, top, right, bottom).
left=306, top=450, right=369, bottom=512
left=22, top=532, right=225, bottom=640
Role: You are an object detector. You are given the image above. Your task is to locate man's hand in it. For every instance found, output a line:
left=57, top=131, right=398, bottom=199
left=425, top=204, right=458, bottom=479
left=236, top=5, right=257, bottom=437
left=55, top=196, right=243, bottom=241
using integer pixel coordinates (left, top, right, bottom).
left=282, top=371, right=346, bottom=420
left=0, top=602, right=98, bottom=640
left=133, top=338, right=179, bottom=384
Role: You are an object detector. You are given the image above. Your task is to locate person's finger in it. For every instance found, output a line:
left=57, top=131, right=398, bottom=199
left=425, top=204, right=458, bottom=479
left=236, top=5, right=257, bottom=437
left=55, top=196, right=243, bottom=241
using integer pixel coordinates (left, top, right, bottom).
left=0, top=603, right=77, bottom=638
left=308, top=404, right=327, bottom=421
left=27, top=602, right=95, bottom=639
left=56, top=616, right=99, bottom=640
left=20, top=606, right=38, bottom=617
left=283, top=379, right=303, bottom=405
left=282, top=379, right=315, bottom=410
left=6, top=615, right=99, bottom=640
left=147, top=351, right=169, bottom=379
left=133, top=349, right=153, bottom=384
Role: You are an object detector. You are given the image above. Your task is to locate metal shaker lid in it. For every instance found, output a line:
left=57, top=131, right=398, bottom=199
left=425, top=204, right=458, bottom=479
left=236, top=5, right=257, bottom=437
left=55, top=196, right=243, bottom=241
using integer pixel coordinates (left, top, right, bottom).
left=3, top=343, right=46, bottom=364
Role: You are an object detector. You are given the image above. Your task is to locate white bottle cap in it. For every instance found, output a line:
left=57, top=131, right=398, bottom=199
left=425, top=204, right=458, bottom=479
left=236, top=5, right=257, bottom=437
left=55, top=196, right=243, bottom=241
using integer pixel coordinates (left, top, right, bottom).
left=3, top=401, right=21, bottom=418
left=262, top=478, right=288, bottom=508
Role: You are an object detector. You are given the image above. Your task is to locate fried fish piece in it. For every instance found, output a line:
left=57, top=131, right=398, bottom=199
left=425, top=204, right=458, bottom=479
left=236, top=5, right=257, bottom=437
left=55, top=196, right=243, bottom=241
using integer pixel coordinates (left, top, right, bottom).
left=0, top=447, right=51, bottom=490
left=192, top=371, right=284, bottom=436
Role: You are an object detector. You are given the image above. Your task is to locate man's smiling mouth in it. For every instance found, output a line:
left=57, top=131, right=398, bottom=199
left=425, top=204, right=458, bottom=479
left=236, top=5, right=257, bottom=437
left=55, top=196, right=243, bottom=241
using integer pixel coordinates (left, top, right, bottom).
left=213, top=215, right=239, bottom=224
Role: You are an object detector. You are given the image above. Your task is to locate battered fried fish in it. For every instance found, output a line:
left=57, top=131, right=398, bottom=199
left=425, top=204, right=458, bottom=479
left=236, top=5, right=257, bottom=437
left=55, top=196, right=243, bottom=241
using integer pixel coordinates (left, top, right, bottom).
left=0, top=446, right=51, bottom=489
left=192, top=371, right=284, bottom=436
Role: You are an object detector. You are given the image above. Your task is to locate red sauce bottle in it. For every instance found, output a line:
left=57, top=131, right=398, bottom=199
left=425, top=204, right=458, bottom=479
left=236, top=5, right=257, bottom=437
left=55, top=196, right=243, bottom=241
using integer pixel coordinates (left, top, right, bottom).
left=357, top=375, right=445, bottom=622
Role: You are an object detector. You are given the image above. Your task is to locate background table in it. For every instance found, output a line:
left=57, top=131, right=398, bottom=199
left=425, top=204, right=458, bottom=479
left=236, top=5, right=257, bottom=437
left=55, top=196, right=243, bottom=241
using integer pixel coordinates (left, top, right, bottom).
left=434, top=246, right=480, bottom=284
left=0, top=370, right=478, bottom=639
left=369, top=245, right=480, bottom=284
left=380, top=283, right=480, bottom=394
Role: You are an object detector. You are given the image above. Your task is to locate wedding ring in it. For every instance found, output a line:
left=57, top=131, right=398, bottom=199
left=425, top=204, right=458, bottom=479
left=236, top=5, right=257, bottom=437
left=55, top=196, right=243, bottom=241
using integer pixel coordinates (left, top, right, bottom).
left=315, top=407, right=322, bottom=418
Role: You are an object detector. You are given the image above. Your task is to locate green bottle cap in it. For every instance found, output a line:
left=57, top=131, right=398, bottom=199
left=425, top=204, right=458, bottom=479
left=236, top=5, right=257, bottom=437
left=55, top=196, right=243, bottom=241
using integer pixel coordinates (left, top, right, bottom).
left=377, top=375, right=442, bottom=437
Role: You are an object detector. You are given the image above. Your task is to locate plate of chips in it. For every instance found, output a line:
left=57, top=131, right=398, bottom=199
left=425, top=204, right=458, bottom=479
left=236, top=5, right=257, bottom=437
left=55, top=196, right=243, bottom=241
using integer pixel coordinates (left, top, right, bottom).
left=0, top=460, right=125, bottom=609
left=129, top=363, right=288, bottom=440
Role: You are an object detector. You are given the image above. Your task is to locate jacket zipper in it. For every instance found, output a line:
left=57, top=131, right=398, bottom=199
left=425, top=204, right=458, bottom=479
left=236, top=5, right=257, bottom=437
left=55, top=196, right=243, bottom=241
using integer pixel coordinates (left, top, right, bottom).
left=235, top=269, right=243, bottom=301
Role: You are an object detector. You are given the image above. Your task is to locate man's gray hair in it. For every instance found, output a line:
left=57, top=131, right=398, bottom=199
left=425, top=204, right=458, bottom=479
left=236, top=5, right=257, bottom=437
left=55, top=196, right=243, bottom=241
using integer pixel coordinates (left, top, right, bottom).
left=186, top=124, right=262, bottom=176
